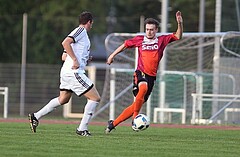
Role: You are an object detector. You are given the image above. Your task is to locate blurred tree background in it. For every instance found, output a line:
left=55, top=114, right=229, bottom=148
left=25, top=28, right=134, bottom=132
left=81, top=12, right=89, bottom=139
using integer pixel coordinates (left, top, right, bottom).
left=0, top=0, right=239, bottom=64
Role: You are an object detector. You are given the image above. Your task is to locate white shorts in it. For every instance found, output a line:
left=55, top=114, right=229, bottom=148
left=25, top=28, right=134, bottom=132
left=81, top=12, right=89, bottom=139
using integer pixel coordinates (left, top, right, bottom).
left=60, top=72, right=93, bottom=96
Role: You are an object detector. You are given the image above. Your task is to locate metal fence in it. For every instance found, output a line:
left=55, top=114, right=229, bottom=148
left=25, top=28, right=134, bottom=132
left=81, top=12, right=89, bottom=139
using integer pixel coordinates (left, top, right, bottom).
left=0, top=63, right=106, bottom=118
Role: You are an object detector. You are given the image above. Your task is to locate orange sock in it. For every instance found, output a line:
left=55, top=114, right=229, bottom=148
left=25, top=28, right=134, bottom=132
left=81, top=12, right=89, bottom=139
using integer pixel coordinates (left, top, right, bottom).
left=133, top=83, right=148, bottom=118
left=113, top=104, right=134, bottom=127
left=113, top=83, right=148, bottom=127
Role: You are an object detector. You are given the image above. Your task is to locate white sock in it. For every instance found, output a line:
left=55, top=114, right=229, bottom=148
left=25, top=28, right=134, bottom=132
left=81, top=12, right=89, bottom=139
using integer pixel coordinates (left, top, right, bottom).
left=77, top=100, right=99, bottom=131
left=34, top=97, right=61, bottom=120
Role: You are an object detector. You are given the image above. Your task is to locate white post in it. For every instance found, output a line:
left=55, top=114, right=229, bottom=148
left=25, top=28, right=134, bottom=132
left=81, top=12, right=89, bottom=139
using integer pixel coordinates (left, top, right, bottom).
left=159, top=0, right=168, bottom=123
left=87, top=66, right=96, bottom=84
left=159, top=0, right=168, bottom=72
left=20, top=13, right=28, bottom=116
left=110, top=68, right=116, bottom=120
left=3, top=87, right=8, bottom=118
left=191, top=93, right=197, bottom=124
left=212, top=0, right=222, bottom=116
left=198, top=0, right=205, bottom=72
left=63, top=97, right=72, bottom=118
left=183, top=75, right=187, bottom=120
left=140, top=15, right=145, bottom=32
left=196, top=76, right=203, bottom=118
left=146, top=95, right=151, bottom=121
left=160, top=81, right=165, bottom=123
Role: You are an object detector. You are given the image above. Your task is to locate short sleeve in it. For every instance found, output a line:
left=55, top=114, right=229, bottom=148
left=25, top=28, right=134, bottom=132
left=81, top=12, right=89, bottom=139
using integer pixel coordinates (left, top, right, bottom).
left=124, top=35, right=144, bottom=48
left=68, top=27, right=85, bottom=43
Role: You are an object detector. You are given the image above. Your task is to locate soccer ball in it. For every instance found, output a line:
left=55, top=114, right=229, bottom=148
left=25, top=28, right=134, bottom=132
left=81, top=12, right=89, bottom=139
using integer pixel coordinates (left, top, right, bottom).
left=132, top=114, right=150, bottom=131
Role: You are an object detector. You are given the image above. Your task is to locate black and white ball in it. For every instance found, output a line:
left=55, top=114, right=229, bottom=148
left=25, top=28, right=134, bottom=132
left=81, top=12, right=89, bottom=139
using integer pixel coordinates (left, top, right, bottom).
left=132, top=114, right=150, bottom=131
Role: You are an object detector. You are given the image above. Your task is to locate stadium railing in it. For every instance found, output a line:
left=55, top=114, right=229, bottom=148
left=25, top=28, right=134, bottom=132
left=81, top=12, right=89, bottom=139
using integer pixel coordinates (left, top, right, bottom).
left=191, top=93, right=240, bottom=124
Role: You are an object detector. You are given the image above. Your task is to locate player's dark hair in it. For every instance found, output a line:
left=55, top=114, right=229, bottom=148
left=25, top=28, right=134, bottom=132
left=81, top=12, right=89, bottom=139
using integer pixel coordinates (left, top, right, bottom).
left=144, top=18, right=159, bottom=28
left=79, top=11, right=93, bottom=25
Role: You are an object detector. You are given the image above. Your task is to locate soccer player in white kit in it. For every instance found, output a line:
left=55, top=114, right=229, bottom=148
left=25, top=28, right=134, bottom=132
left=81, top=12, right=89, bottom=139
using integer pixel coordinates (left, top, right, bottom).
left=28, top=11, right=100, bottom=136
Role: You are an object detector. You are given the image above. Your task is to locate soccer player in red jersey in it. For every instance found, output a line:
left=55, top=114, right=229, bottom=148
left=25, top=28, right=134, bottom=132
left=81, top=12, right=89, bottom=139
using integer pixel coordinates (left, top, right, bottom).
left=105, top=11, right=183, bottom=133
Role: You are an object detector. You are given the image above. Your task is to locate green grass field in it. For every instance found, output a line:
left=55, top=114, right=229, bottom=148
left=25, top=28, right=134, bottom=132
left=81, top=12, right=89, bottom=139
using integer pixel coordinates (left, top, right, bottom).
left=0, top=122, right=239, bottom=157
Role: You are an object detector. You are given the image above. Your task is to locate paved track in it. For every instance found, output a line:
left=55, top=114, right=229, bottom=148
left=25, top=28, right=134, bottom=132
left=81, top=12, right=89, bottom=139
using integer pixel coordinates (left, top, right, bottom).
left=1, top=118, right=240, bottom=130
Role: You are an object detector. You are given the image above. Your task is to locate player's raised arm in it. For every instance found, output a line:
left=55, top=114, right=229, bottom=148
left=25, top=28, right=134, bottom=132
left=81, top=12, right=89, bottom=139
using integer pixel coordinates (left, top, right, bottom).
left=106, top=43, right=126, bottom=65
left=174, top=11, right=183, bottom=39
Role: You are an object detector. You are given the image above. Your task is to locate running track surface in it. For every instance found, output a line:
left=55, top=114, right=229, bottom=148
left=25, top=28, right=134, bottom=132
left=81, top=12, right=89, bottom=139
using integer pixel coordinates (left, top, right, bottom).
left=1, top=118, right=240, bottom=130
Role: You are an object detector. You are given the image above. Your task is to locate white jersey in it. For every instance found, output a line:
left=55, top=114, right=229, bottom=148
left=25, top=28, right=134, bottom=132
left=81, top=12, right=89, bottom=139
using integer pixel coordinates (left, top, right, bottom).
left=61, top=26, right=90, bottom=75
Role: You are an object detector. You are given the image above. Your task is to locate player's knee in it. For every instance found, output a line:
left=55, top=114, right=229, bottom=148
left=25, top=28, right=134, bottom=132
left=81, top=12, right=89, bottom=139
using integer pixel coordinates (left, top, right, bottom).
left=92, top=96, right=101, bottom=102
left=88, top=94, right=101, bottom=102
left=59, top=97, right=71, bottom=105
left=96, top=95, right=101, bottom=102
left=85, top=87, right=101, bottom=102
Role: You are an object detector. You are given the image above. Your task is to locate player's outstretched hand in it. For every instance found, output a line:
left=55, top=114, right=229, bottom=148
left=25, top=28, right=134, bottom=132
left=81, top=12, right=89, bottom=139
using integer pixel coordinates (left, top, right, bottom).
left=176, top=11, right=183, bottom=24
left=106, top=55, right=114, bottom=65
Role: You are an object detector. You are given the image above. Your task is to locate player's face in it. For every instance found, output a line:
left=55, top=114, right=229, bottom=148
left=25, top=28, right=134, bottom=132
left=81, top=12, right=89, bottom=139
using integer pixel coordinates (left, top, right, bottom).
left=145, top=24, right=158, bottom=39
left=85, top=20, right=93, bottom=31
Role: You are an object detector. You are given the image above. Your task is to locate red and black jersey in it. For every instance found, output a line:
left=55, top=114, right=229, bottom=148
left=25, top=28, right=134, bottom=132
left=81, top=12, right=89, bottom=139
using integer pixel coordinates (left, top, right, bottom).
left=124, top=34, right=178, bottom=76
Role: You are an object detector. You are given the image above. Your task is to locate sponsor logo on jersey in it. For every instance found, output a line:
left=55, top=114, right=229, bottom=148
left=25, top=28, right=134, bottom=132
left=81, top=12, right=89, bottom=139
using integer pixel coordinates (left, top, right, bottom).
left=142, top=44, right=159, bottom=50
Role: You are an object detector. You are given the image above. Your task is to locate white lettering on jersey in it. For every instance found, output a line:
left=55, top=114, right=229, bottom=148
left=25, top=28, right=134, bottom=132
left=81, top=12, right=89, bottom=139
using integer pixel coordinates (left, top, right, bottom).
left=142, top=44, right=159, bottom=50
